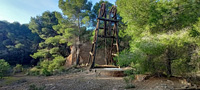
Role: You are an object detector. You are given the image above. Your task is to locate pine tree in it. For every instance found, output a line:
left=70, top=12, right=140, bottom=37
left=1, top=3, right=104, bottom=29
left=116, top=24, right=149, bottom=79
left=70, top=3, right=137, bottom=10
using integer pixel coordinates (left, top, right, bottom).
left=59, top=0, right=92, bottom=65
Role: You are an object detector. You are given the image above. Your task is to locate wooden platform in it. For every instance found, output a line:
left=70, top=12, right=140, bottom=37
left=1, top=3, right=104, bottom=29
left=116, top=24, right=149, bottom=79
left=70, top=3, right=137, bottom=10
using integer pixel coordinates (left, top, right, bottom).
left=91, top=66, right=131, bottom=77
left=94, top=65, right=119, bottom=68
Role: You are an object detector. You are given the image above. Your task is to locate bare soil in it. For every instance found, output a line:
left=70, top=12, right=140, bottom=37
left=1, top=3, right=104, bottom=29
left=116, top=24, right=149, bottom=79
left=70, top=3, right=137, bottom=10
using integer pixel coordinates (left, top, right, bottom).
left=0, top=69, right=199, bottom=90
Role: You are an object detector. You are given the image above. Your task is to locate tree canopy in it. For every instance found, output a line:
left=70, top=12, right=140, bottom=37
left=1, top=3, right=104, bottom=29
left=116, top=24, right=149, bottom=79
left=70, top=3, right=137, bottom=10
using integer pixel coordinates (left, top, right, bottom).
left=116, top=0, right=200, bottom=76
left=0, top=21, right=41, bottom=65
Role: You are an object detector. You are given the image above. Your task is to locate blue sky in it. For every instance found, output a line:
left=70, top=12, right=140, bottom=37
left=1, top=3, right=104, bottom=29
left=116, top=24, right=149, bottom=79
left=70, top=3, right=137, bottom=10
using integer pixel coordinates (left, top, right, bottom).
left=0, top=0, right=116, bottom=24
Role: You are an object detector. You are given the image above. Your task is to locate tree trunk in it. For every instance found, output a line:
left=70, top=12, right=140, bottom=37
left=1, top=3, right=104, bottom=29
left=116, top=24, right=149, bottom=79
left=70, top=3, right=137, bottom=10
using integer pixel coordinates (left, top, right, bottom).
left=76, top=17, right=81, bottom=65
left=166, top=48, right=172, bottom=76
left=166, top=58, right=172, bottom=76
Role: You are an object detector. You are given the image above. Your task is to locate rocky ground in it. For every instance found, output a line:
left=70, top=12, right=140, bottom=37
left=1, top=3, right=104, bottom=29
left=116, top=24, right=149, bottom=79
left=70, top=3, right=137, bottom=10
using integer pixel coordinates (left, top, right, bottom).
left=0, top=69, right=199, bottom=90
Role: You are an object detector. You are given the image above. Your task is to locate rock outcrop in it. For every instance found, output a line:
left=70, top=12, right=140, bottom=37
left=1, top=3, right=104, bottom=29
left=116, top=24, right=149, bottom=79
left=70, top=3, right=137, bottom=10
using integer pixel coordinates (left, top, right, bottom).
left=66, top=42, right=106, bottom=67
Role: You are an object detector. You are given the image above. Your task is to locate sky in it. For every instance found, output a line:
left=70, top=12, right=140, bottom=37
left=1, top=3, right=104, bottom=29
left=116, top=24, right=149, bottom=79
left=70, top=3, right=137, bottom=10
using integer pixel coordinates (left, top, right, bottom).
left=0, top=0, right=116, bottom=24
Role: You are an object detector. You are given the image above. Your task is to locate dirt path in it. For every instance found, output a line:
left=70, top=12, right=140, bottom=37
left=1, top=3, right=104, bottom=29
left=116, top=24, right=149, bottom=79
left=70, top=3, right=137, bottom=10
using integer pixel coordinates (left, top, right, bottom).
left=0, top=70, right=199, bottom=90
left=0, top=71, right=125, bottom=90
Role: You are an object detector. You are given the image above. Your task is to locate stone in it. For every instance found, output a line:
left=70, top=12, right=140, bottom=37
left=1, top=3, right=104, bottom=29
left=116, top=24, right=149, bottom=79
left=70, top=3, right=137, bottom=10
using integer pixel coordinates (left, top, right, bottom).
left=179, top=79, right=191, bottom=87
left=135, top=74, right=148, bottom=82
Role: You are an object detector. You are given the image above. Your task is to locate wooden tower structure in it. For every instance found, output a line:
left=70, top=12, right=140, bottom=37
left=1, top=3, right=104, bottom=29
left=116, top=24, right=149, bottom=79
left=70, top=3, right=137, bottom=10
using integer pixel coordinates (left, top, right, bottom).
left=88, top=3, right=119, bottom=68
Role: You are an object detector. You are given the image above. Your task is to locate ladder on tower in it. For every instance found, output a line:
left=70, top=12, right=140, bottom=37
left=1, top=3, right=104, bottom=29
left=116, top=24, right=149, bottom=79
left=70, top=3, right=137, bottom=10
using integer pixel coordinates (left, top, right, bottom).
left=88, top=3, right=119, bottom=69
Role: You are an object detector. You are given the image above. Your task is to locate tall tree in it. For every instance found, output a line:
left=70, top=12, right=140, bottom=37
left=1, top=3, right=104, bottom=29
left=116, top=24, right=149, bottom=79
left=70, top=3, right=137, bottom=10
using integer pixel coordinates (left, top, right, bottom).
left=59, top=0, right=92, bottom=65
left=29, top=11, right=71, bottom=62
left=29, top=11, right=59, bottom=39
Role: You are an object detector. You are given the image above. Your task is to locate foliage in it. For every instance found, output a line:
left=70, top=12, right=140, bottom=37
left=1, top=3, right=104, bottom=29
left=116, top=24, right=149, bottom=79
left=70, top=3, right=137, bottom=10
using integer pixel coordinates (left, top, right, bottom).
left=117, top=0, right=200, bottom=34
left=117, top=0, right=200, bottom=76
left=59, top=0, right=92, bottom=40
left=0, top=59, right=10, bottom=78
left=40, top=56, right=65, bottom=75
left=28, top=56, right=66, bottom=76
left=115, top=49, right=146, bottom=68
left=27, top=67, right=40, bottom=76
left=0, top=21, right=41, bottom=65
left=29, top=11, right=59, bottom=40
left=29, top=12, right=66, bottom=69
left=59, top=0, right=92, bottom=19
left=123, top=69, right=135, bottom=89
left=29, top=12, right=63, bottom=63
left=58, top=0, right=93, bottom=65
left=13, top=64, right=23, bottom=74
left=29, top=11, right=70, bottom=67
left=28, top=5, right=94, bottom=74
left=124, top=77, right=135, bottom=89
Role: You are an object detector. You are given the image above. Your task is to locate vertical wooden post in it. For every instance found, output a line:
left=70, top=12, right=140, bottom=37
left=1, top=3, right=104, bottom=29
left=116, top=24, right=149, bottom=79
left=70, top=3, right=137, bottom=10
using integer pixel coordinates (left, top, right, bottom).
left=90, top=19, right=100, bottom=68
left=88, top=4, right=119, bottom=69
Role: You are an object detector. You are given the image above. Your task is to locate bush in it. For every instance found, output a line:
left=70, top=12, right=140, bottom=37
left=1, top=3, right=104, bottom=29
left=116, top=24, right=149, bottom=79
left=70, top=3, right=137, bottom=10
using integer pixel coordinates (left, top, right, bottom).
left=171, top=58, right=193, bottom=76
left=13, top=64, right=23, bottom=74
left=114, top=49, right=147, bottom=74
left=40, top=68, right=51, bottom=76
left=47, top=56, right=65, bottom=73
left=124, top=77, right=135, bottom=89
left=27, top=67, right=40, bottom=76
left=28, top=56, right=66, bottom=76
left=123, top=69, right=135, bottom=89
left=0, top=59, right=10, bottom=78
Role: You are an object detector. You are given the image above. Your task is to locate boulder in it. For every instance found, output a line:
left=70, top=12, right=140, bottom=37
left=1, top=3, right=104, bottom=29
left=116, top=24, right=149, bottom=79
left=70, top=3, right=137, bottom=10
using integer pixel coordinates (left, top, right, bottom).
left=135, top=74, right=149, bottom=82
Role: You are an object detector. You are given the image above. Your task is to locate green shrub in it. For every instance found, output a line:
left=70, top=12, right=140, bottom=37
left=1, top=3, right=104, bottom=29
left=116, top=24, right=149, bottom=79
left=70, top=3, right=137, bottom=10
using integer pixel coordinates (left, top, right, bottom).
left=116, top=29, right=200, bottom=76
left=0, top=59, right=10, bottom=78
left=27, top=67, right=40, bottom=76
left=123, top=69, right=135, bottom=89
left=124, top=78, right=135, bottom=89
left=47, top=56, right=65, bottom=73
left=40, top=68, right=51, bottom=76
left=52, top=66, right=65, bottom=75
left=171, top=58, right=192, bottom=76
left=28, top=56, right=66, bottom=76
left=115, top=49, right=147, bottom=74
left=13, top=64, right=23, bottom=74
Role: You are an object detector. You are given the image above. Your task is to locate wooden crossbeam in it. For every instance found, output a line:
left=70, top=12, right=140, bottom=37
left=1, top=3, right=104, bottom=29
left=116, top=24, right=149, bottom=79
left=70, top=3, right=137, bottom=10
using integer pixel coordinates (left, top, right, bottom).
left=98, top=35, right=115, bottom=38
left=98, top=17, right=118, bottom=22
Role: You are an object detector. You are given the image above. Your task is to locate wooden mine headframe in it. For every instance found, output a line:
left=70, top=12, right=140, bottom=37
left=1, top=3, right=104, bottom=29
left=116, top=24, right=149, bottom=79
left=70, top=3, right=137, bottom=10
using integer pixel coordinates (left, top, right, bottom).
left=88, top=3, right=119, bottom=69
